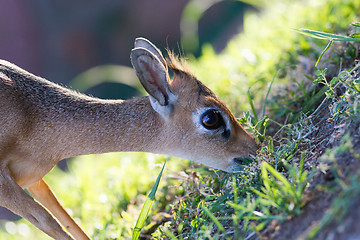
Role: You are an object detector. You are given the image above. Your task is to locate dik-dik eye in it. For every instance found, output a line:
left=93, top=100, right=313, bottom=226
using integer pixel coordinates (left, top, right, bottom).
left=201, top=109, right=225, bottom=130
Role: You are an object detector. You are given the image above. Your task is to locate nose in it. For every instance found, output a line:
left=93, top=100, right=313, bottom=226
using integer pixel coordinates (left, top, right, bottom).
left=226, top=157, right=254, bottom=173
left=225, top=135, right=258, bottom=173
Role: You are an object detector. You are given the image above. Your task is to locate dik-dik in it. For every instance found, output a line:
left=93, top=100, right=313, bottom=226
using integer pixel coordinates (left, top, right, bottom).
left=0, top=38, right=257, bottom=239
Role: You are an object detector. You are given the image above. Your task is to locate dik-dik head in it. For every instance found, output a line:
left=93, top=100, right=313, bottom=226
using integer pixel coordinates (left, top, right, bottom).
left=131, top=38, right=258, bottom=172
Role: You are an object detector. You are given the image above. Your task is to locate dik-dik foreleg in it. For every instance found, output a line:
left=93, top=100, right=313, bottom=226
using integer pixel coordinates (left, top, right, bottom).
left=0, top=167, right=74, bottom=240
left=28, top=179, right=91, bottom=240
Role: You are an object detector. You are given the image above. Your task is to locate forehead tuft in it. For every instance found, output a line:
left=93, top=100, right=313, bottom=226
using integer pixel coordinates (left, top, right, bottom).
left=166, top=51, right=194, bottom=78
left=166, top=52, right=216, bottom=98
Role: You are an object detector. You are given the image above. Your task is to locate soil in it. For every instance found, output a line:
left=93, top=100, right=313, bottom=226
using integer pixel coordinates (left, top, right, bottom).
left=263, top=99, right=360, bottom=240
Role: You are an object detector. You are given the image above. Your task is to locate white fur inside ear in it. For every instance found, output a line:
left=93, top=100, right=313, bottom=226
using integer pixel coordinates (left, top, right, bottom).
left=149, top=93, right=177, bottom=118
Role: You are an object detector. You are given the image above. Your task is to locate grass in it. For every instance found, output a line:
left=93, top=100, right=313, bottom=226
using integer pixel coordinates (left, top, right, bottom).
left=132, top=162, right=166, bottom=240
left=151, top=61, right=359, bottom=239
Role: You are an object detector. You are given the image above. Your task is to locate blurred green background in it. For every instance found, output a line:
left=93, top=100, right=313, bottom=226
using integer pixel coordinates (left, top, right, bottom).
left=0, top=0, right=358, bottom=239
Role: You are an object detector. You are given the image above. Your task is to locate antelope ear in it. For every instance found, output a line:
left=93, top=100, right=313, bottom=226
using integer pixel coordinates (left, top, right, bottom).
left=130, top=48, right=177, bottom=117
left=134, top=37, right=167, bottom=70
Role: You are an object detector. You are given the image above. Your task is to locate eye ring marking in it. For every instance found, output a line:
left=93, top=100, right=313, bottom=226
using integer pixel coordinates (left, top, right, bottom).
left=201, top=109, right=225, bottom=130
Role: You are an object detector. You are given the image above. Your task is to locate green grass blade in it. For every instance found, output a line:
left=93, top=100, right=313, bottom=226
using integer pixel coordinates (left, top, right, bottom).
left=148, top=162, right=166, bottom=200
left=132, top=198, right=153, bottom=240
left=132, top=162, right=166, bottom=240
left=302, top=85, right=328, bottom=114
left=201, top=205, right=226, bottom=232
left=294, top=28, right=360, bottom=41
left=163, top=228, right=179, bottom=240
left=350, top=33, right=360, bottom=39
left=299, top=152, right=305, bottom=174
left=263, top=162, right=292, bottom=189
left=227, top=201, right=249, bottom=211
left=262, top=66, right=289, bottom=117
left=262, top=74, right=275, bottom=117
left=247, top=89, right=258, bottom=122
left=315, top=39, right=333, bottom=67
left=261, top=163, right=271, bottom=192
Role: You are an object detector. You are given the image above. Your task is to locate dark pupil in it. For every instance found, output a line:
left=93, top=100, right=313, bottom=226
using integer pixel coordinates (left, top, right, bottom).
left=201, top=110, right=222, bottom=129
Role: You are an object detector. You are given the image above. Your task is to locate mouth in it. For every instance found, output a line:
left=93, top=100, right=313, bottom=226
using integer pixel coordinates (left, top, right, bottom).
left=226, top=156, right=254, bottom=173
left=233, top=157, right=252, bottom=166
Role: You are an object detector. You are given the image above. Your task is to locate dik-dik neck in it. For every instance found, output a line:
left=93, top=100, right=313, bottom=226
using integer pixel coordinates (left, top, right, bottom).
left=55, top=96, right=165, bottom=159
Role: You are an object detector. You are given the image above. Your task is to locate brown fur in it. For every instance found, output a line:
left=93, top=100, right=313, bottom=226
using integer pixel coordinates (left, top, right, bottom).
left=0, top=40, right=257, bottom=240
